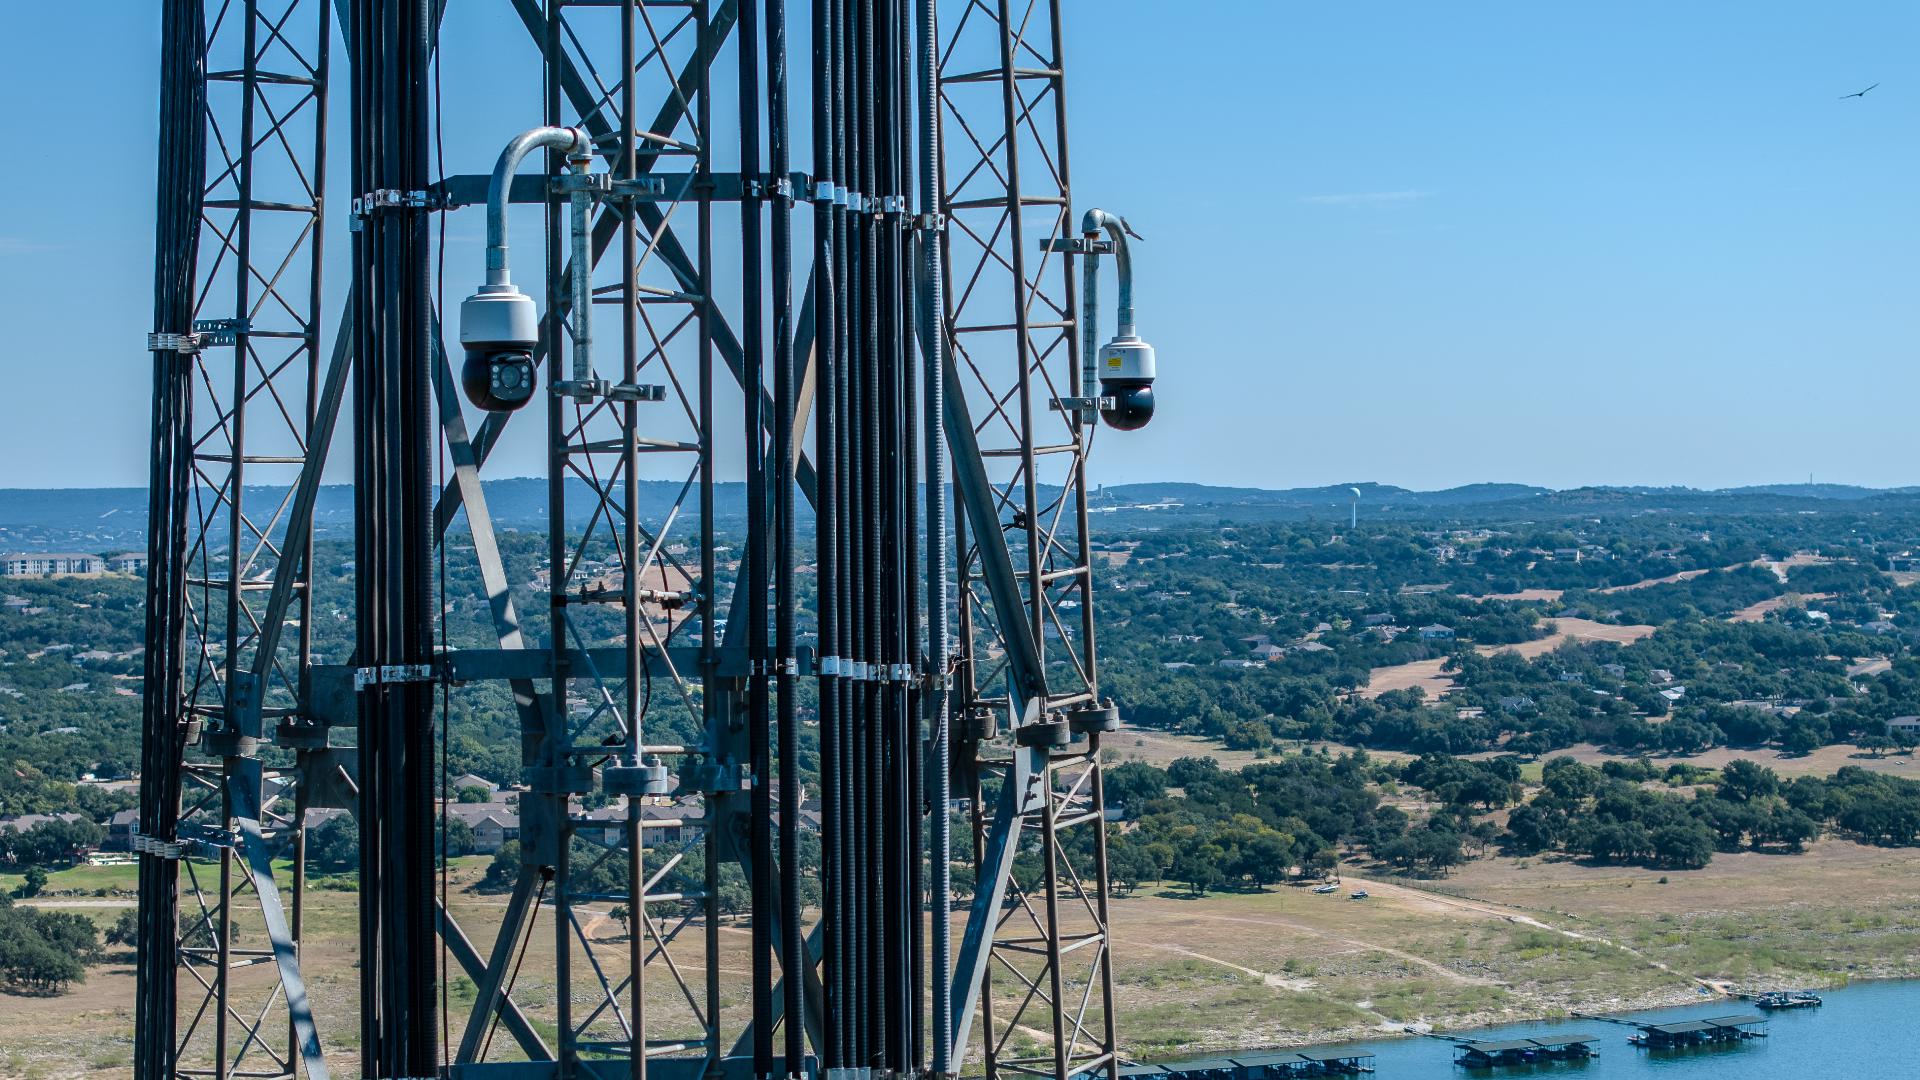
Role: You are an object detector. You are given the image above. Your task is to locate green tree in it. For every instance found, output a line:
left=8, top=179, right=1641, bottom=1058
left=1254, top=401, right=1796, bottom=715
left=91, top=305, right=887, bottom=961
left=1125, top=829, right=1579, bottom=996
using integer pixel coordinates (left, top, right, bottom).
left=480, top=840, right=522, bottom=892
left=306, top=815, right=358, bottom=873
left=17, top=866, right=48, bottom=898
left=1171, top=842, right=1225, bottom=896
left=1718, top=759, right=1781, bottom=803
left=106, top=908, right=139, bottom=947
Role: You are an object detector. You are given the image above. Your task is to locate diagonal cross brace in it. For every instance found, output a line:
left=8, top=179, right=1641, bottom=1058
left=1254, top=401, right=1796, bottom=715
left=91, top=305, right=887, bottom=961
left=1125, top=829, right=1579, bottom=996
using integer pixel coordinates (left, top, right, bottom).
left=226, top=761, right=330, bottom=1080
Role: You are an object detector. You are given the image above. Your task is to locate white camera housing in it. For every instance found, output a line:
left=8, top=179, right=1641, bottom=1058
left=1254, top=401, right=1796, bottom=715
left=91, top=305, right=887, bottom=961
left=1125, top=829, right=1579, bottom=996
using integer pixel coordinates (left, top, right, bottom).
left=1098, top=333, right=1155, bottom=430
left=459, top=284, right=540, bottom=411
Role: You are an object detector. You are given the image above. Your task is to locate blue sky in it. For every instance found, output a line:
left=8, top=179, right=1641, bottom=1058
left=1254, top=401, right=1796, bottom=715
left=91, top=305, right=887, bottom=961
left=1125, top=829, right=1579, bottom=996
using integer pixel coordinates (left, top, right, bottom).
left=0, top=2, right=1913, bottom=490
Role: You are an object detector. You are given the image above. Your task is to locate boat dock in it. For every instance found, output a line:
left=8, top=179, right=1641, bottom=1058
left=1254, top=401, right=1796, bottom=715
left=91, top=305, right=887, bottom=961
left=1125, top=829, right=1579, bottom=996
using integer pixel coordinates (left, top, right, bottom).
left=1117, top=1049, right=1377, bottom=1079
left=1450, top=1033, right=1601, bottom=1068
left=1748, top=989, right=1823, bottom=1010
left=1608, top=1013, right=1768, bottom=1049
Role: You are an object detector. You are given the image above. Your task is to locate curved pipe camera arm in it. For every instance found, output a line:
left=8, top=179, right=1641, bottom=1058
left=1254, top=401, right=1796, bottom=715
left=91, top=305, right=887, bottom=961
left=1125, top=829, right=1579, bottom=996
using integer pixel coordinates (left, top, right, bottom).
left=459, top=126, right=589, bottom=413
left=484, top=126, right=591, bottom=288
left=1080, top=208, right=1141, bottom=337
left=1078, top=208, right=1157, bottom=431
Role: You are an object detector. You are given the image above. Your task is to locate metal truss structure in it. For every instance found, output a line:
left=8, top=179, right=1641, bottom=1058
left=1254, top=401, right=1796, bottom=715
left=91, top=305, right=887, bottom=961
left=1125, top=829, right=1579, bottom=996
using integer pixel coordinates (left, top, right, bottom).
left=138, top=0, right=336, bottom=1076
left=937, top=2, right=1117, bottom=1077
left=135, top=1, right=1124, bottom=1079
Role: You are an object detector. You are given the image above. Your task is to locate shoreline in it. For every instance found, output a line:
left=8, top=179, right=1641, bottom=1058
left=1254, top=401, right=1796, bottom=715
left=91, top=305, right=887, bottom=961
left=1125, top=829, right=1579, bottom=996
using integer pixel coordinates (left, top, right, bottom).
left=1128, top=976, right=1909, bottom=1064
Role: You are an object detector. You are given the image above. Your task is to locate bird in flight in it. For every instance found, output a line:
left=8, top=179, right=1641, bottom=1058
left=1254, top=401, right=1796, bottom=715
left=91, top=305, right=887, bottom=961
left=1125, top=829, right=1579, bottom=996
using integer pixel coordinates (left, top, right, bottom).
left=1839, top=82, right=1879, bottom=99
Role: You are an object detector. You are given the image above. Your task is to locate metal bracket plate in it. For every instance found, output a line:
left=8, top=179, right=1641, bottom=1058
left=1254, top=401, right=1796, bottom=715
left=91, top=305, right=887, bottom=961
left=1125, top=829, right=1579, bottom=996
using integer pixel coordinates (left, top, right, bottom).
left=350, top=188, right=433, bottom=230
left=354, top=663, right=438, bottom=691
left=131, top=833, right=190, bottom=859
left=1041, top=237, right=1115, bottom=255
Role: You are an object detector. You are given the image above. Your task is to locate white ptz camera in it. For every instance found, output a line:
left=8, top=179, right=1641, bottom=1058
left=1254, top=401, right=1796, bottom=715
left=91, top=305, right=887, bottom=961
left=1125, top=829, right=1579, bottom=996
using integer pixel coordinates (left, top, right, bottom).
left=1079, top=209, right=1156, bottom=431
left=459, top=284, right=539, bottom=412
left=457, top=125, right=591, bottom=412
left=1096, top=333, right=1155, bottom=431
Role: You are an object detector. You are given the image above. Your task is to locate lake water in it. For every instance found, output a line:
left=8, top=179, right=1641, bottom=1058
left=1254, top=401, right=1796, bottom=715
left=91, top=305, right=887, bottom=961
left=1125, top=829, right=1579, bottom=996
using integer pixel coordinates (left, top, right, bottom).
left=1258, top=980, right=1919, bottom=1078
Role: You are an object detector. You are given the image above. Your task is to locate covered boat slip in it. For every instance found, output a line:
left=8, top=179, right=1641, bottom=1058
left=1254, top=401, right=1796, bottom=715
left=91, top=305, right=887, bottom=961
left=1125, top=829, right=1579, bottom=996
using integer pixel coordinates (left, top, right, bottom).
left=1452, top=1033, right=1601, bottom=1067
left=1628, top=1013, right=1769, bottom=1048
left=1116, top=1048, right=1378, bottom=1079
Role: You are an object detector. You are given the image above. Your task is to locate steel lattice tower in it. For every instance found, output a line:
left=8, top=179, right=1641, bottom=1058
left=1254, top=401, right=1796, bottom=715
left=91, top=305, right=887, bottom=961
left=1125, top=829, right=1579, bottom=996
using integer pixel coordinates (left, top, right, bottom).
left=136, top=2, right=1125, bottom=1079
left=936, top=2, right=1117, bottom=1076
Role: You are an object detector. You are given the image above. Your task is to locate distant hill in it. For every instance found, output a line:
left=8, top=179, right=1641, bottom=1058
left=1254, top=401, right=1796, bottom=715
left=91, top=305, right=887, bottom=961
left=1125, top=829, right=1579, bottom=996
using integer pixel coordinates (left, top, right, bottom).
left=7, top=478, right=1920, bottom=551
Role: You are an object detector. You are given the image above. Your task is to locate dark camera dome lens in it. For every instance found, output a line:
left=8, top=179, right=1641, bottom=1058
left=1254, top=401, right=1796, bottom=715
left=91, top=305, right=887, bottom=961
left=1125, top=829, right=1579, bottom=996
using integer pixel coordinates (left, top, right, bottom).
left=463, top=350, right=538, bottom=412
left=1100, top=383, right=1154, bottom=431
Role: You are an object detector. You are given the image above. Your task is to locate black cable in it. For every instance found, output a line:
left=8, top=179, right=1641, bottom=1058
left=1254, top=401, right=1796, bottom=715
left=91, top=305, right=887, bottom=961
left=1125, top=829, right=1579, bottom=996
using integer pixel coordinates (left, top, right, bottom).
left=134, top=5, right=205, bottom=1076
left=766, top=0, right=803, bottom=1073
left=433, top=22, right=451, bottom=1071
left=738, top=0, right=775, bottom=1072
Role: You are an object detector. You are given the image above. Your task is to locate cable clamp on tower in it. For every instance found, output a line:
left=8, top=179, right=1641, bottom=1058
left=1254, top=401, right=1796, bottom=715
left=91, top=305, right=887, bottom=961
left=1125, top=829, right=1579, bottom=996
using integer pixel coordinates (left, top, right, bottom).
left=146, top=332, right=197, bottom=354
left=353, top=663, right=439, bottom=691
left=349, top=188, right=434, bottom=230
left=131, top=833, right=189, bottom=860
left=148, top=318, right=248, bottom=354
left=783, top=657, right=799, bottom=675
left=880, top=194, right=907, bottom=215
left=610, top=176, right=670, bottom=200
left=1042, top=236, right=1115, bottom=255
left=913, top=212, right=945, bottom=232
left=819, top=655, right=841, bottom=676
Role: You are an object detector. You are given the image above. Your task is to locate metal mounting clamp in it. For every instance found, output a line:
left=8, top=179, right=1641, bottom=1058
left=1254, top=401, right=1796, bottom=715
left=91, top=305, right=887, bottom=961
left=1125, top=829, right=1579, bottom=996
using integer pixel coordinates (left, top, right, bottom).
left=610, top=176, right=670, bottom=199
left=149, top=318, right=248, bottom=354
left=1042, top=236, right=1115, bottom=255
left=132, top=833, right=190, bottom=859
left=607, top=382, right=667, bottom=403
left=354, top=663, right=438, bottom=691
left=350, top=189, right=433, bottom=230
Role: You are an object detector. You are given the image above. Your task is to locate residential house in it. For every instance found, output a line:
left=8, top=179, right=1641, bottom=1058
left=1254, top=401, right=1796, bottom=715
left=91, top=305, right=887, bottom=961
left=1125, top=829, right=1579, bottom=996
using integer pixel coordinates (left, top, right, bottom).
left=107, top=553, right=148, bottom=574
left=107, top=807, right=140, bottom=851
left=2, top=552, right=105, bottom=577
left=1418, top=624, right=1455, bottom=640
left=445, top=803, right=521, bottom=854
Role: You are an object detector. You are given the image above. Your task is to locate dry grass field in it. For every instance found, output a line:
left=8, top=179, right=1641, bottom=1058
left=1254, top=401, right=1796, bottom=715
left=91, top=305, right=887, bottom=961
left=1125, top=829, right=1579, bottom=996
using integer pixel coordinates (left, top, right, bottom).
left=1356, top=657, right=1456, bottom=700
left=1540, top=740, right=1920, bottom=780
left=5, top=831, right=1916, bottom=1076
left=1728, top=592, right=1835, bottom=623
left=1360, top=618, right=1658, bottom=700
